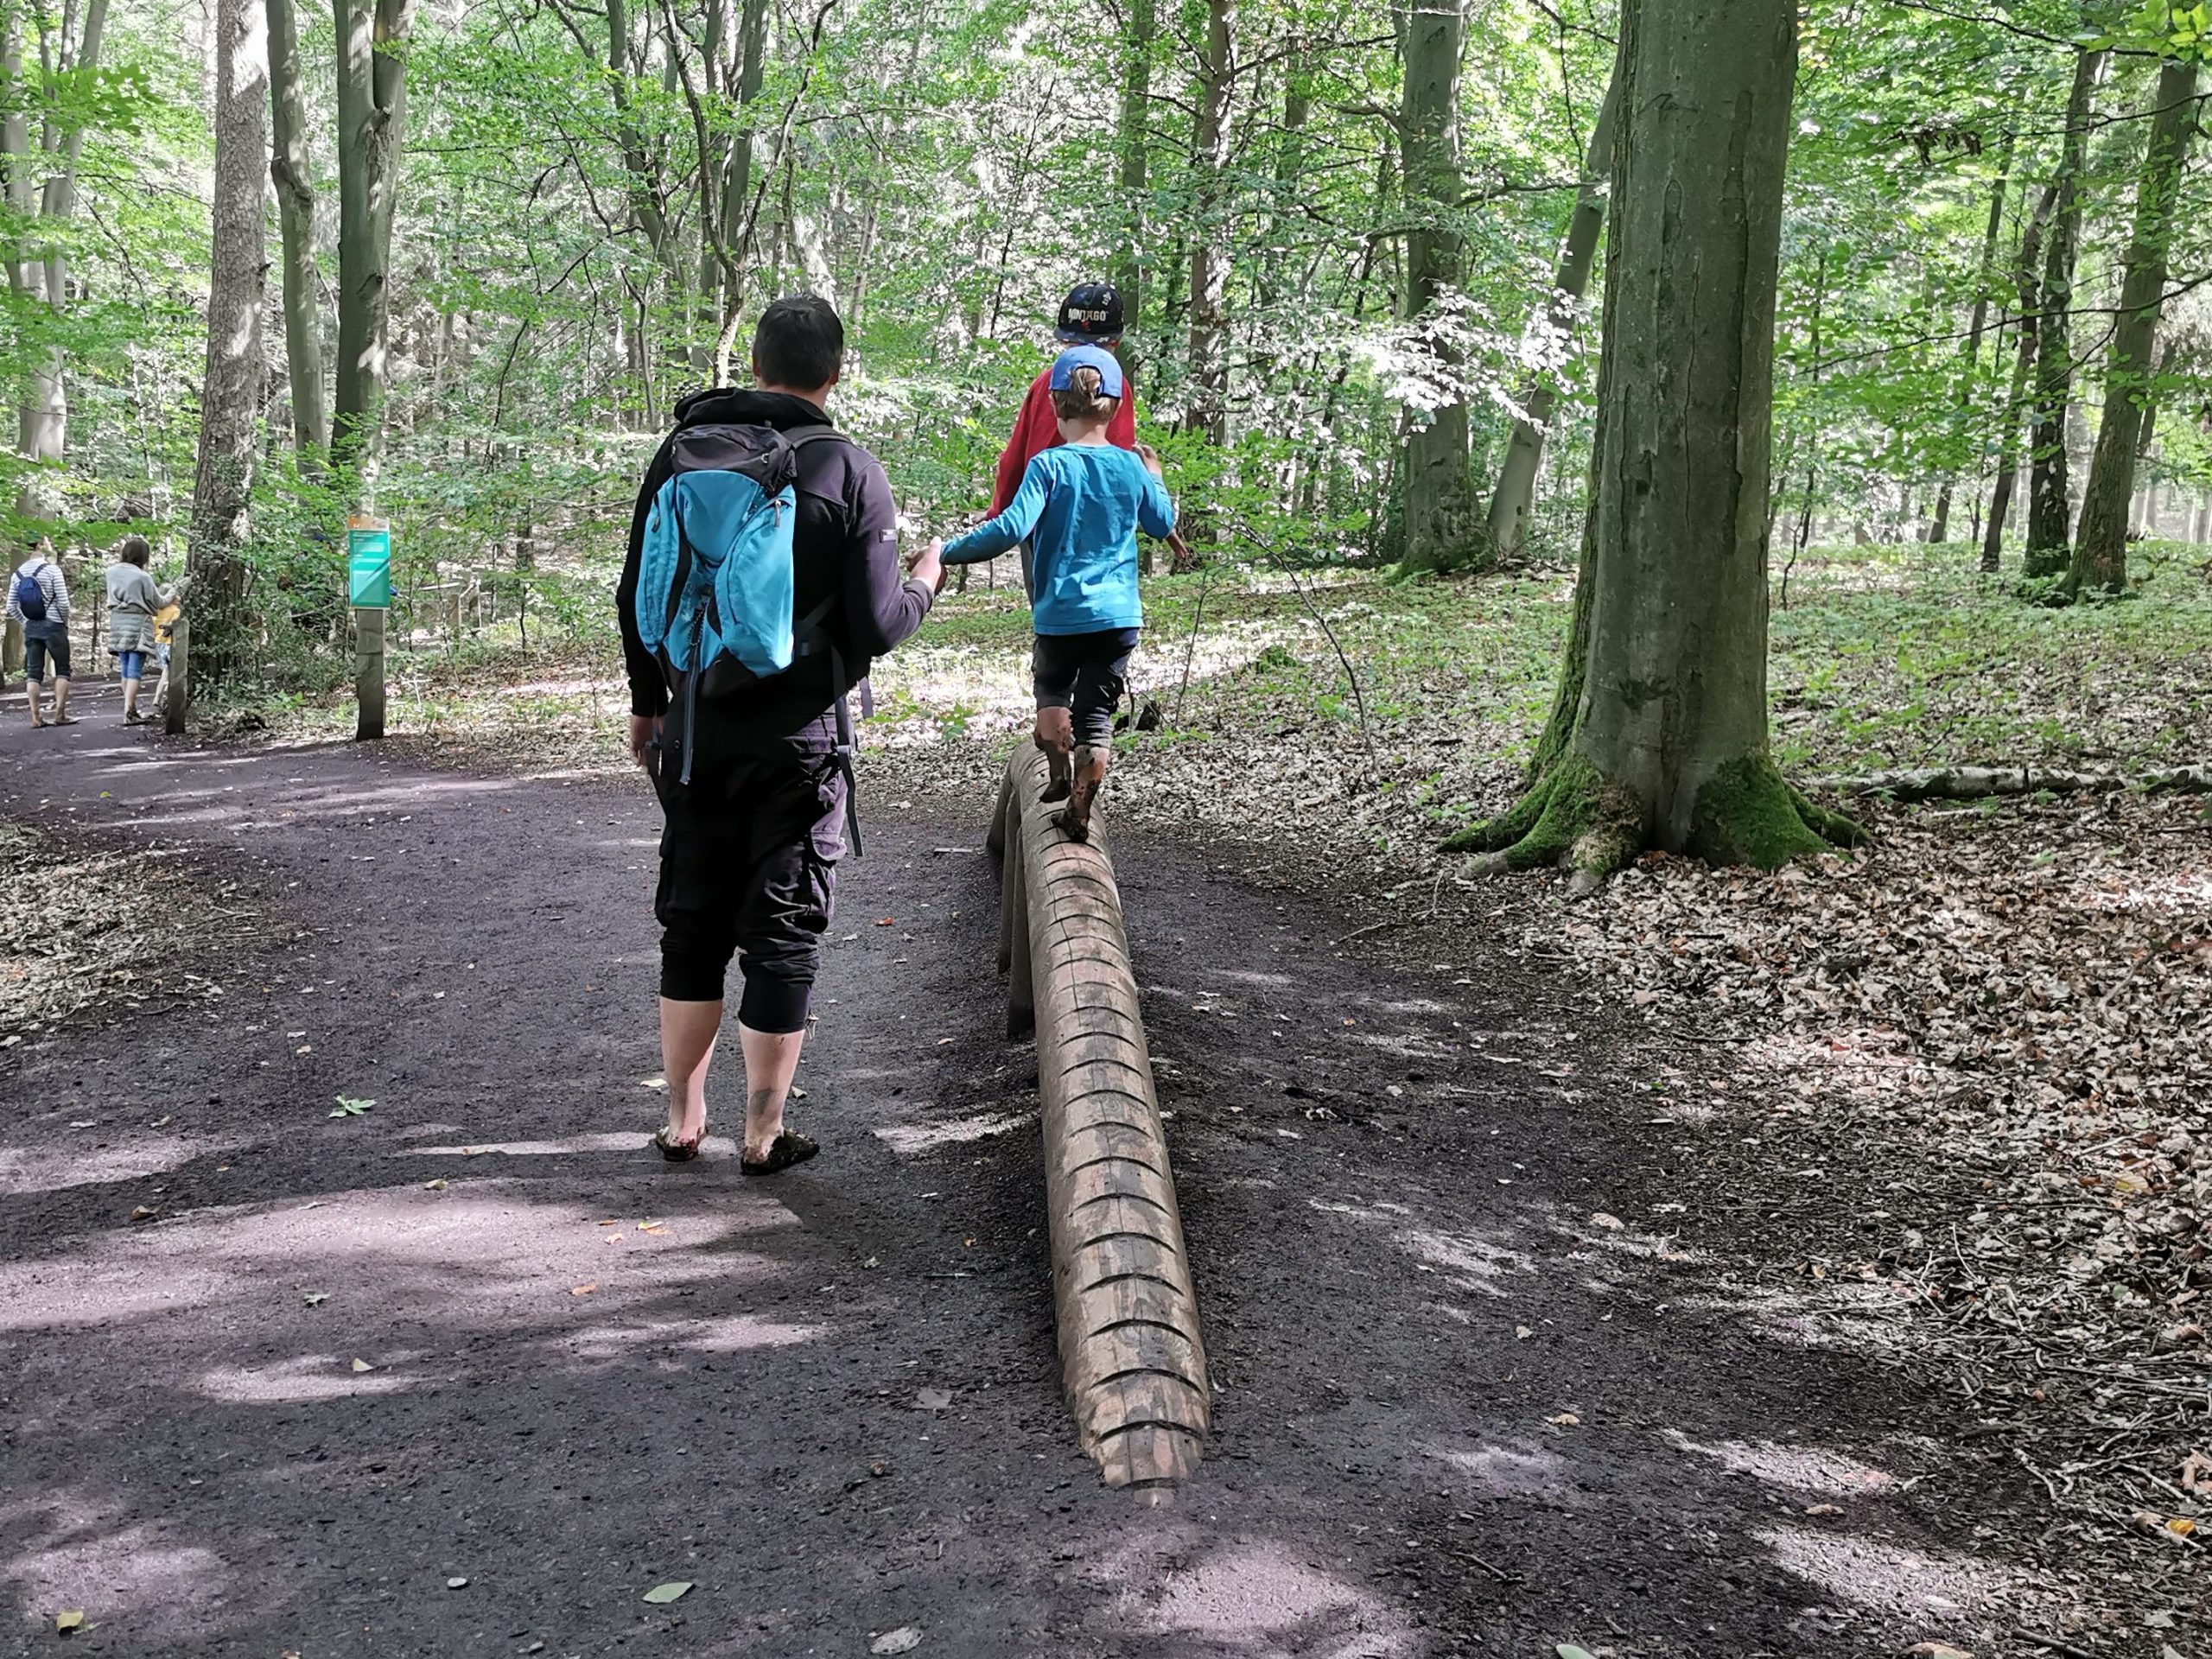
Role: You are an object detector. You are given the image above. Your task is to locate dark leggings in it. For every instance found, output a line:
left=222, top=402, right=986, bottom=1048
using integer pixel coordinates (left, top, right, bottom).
left=1033, top=627, right=1139, bottom=748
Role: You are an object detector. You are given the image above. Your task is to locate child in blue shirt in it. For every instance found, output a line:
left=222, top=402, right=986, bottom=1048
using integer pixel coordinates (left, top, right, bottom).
left=923, top=346, right=1175, bottom=841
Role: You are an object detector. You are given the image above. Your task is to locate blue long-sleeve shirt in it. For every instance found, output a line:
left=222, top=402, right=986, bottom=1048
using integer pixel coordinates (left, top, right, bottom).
left=941, top=443, right=1175, bottom=635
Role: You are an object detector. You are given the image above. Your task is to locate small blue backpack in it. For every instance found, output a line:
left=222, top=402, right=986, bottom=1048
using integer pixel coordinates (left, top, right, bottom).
left=635, top=422, right=848, bottom=785
left=12, top=561, right=48, bottom=620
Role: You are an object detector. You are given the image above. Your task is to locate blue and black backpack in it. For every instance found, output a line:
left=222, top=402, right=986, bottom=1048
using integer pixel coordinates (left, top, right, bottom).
left=634, top=422, right=861, bottom=840
left=12, top=561, right=49, bottom=621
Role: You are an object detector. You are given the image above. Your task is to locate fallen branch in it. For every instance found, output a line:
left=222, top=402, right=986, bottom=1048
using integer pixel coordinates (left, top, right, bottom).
left=1808, top=764, right=2212, bottom=803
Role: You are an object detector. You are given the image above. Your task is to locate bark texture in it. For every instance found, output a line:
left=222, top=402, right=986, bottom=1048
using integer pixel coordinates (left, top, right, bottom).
left=1, top=0, right=109, bottom=519
left=1394, top=0, right=1481, bottom=574
left=2024, top=47, right=2107, bottom=574
left=1185, top=0, right=1233, bottom=451
left=268, top=0, right=326, bottom=458
left=1484, top=67, right=1619, bottom=556
left=1446, top=0, right=1859, bottom=880
left=190, top=0, right=271, bottom=683
left=1981, top=185, right=2053, bottom=572
left=2069, top=59, right=2202, bottom=596
left=1112, top=0, right=1154, bottom=357
left=333, top=0, right=417, bottom=482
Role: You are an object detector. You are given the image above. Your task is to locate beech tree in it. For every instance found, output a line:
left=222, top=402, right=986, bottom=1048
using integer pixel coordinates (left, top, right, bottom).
left=2024, top=47, right=2107, bottom=575
left=1394, top=0, right=1478, bottom=575
left=188, top=0, right=270, bottom=681
left=2070, top=57, right=2203, bottom=595
left=333, top=0, right=418, bottom=482
left=268, top=0, right=325, bottom=460
left=1445, top=0, right=1861, bottom=884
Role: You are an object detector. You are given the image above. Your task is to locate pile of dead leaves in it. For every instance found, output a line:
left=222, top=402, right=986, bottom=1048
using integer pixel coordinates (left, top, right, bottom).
left=1548, top=791, right=2211, bottom=1569
left=0, top=820, right=262, bottom=1045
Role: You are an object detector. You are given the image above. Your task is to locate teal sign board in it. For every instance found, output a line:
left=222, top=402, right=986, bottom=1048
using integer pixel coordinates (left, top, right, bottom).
left=347, top=526, right=391, bottom=608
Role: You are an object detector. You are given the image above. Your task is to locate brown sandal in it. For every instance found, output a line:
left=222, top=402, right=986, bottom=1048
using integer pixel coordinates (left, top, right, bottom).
left=652, top=1126, right=704, bottom=1162
left=741, top=1131, right=818, bottom=1176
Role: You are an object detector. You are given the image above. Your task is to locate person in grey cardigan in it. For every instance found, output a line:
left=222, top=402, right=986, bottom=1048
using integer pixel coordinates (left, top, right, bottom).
left=104, top=535, right=184, bottom=725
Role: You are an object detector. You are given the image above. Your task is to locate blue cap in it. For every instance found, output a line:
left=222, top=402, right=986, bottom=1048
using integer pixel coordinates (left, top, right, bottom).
left=1048, top=345, right=1124, bottom=400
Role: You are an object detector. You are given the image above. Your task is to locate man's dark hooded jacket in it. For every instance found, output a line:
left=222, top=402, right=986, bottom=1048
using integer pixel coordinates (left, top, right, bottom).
left=616, top=387, right=933, bottom=750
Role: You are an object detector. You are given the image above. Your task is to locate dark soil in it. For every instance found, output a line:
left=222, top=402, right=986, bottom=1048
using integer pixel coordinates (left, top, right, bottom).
left=0, top=680, right=2101, bottom=1657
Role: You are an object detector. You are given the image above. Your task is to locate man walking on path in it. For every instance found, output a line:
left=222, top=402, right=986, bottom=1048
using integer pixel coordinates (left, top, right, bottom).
left=6, top=539, right=75, bottom=728
left=616, top=294, right=944, bottom=1172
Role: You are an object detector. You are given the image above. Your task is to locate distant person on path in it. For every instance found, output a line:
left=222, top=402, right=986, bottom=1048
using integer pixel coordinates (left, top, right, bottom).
left=6, top=537, right=73, bottom=728
left=617, top=293, right=944, bottom=1170
left=104, top=535, right=185, bottom=725
left=926, top=346, right=1174, bottom=842
left=987, top=282, right=1189, bottom=585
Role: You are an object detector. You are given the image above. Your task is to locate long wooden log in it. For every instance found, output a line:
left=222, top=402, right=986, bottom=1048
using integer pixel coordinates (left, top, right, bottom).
left=992, top=744, right=1210, bottom=1489
left=1809, top=763, right=2211, bottom=803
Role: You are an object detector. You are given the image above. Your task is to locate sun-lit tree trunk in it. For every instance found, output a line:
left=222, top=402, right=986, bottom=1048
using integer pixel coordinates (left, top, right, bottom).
left=332, top=0, right=416, bottom=486
left=191, top=0, right=271, bottom=682
left=1394, top=0, right=1481, bottom=574
left=268, top=0, right=326, bottom=460
left=1446, top=0, right=1859, bottom=883
left=1185, top=0, right=1234, bottom=454
left=1113, top=0, right=1155, bottom=372
left=2024, top=46, right=2107, bottom=575
left=1929, top=129, right=2014, bottom=546
left=1, top=0, right=109, bottom=520
left=2070, top=59, right=2202, bottom=595
left=1981, top=185, right=2052, bottom=573
left=1484, top=67, right=1620, bottom=557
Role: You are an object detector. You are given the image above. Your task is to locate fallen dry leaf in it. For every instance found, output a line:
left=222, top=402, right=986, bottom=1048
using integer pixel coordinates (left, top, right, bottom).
left=1545, top=1412, right=1580, bottom=1427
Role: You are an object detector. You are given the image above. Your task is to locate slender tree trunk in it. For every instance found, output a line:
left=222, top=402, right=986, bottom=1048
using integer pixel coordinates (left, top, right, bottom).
left=1185, top=0, right=1233, bottom=452
left=1446, top=0, right=1859, bottom=881
left=191, top=0, right=272, bottom=682
left=1394, top=0, right=1481, bottom=574
left=2024, top=46, right=2107, bottom=574
left=332, top=0, right=416, bottom=486
left=1114, top=0, right=1156, bottom=379
left=2, top=0, right=108, bottom=519
left=267, top=0, right=326, bottom=459
left=2070, top=60, right=2202, bottom=594
left=1484, top=66, right=1620, bottom=556
left=1981, top=185, right=2054, bottom=572
left=1929, top=128, right=2014, bottom=545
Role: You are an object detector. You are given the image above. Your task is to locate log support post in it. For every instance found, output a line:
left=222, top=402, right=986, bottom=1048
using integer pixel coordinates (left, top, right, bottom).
left=990, top=744, right=1210, bottom=1489
left=162, top=616, right=191, bottom=736
left=354, top=605, right=385, bottom=740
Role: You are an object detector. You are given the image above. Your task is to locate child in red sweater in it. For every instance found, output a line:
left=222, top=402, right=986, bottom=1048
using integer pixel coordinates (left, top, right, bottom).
left=989, top=283, right=1137, bottom=518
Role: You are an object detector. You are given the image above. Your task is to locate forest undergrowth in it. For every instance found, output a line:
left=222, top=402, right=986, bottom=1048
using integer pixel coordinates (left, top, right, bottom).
left=234, top=539, right=2212, bottom=1614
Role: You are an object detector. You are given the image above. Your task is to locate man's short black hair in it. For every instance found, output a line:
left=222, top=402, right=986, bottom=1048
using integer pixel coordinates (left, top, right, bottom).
left=753, top=293, right=844, bottom=391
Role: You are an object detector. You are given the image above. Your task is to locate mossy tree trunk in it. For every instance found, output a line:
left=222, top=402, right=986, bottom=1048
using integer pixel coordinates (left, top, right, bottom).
left=2069, top=58, right=2202, bottom=597
left=2024, top=46, right=2107, bottom=576
left=1444, top=0, right=1860, bottom=886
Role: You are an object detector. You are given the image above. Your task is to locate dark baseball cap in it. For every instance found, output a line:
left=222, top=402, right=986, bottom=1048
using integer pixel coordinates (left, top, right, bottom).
left=1055, top=282, right=1124, bottom=342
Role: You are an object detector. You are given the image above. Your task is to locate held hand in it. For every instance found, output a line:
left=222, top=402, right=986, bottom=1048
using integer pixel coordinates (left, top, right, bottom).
left=907, top=538, right=946, bottom=594
left=1135, top=442, right=1165, bottom=479
left=627, top=714, right=661, bottom=770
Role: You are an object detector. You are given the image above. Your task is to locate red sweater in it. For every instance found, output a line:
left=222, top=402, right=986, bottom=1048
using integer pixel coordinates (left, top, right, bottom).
left=988, top=369, right=1140, bottom=515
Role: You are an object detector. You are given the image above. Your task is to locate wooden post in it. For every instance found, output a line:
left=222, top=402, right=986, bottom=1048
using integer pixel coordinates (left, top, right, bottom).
left=994, top=746, right=1210, bottom=1489
left=354, top=605, right=385, bottom=739
left=162, top=616, right=191, bottom=735
left=2, top=616, right=20, bottom=690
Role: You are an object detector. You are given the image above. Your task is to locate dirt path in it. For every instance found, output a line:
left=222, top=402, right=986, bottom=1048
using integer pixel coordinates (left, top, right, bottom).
left=2, top=681, right=2071, bottom=1658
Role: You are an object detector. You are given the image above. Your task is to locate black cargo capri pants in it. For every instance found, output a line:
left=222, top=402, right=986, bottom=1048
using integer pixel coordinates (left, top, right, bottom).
left=652, top=741, right=846, bottom=1033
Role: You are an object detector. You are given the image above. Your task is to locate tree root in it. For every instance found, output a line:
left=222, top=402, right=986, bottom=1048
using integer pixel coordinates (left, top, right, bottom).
left=1441, top=754, right=1642, bottom=887
left=1694, top=755, right=1862, bottom=869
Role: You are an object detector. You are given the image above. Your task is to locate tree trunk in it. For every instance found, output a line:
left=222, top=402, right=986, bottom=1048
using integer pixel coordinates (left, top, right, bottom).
left=1484, top=67, right=1620, bottom=556
left=1929, top=128, right=2014, bottom=545
left=1113, top=0, right=1155, bottom=372
left=1445, top=0, right=1859, bottom=882
left=1981, top=185, right=2053, bottom=573
left=1393, top=0, right=1481, bottom=575
left=1185, top=0, right=1233, bottom=452
left=332, top=0, right=416, bottom=485
left=268, top=0, right=326, bottom=459
left=1, top=0, right=108, bottom=520
left=2069, top=59, right=2202, bottom=595
left=190, top=0, right=271, bottom=683
left=2024, top=47, right=2107, bottom=575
